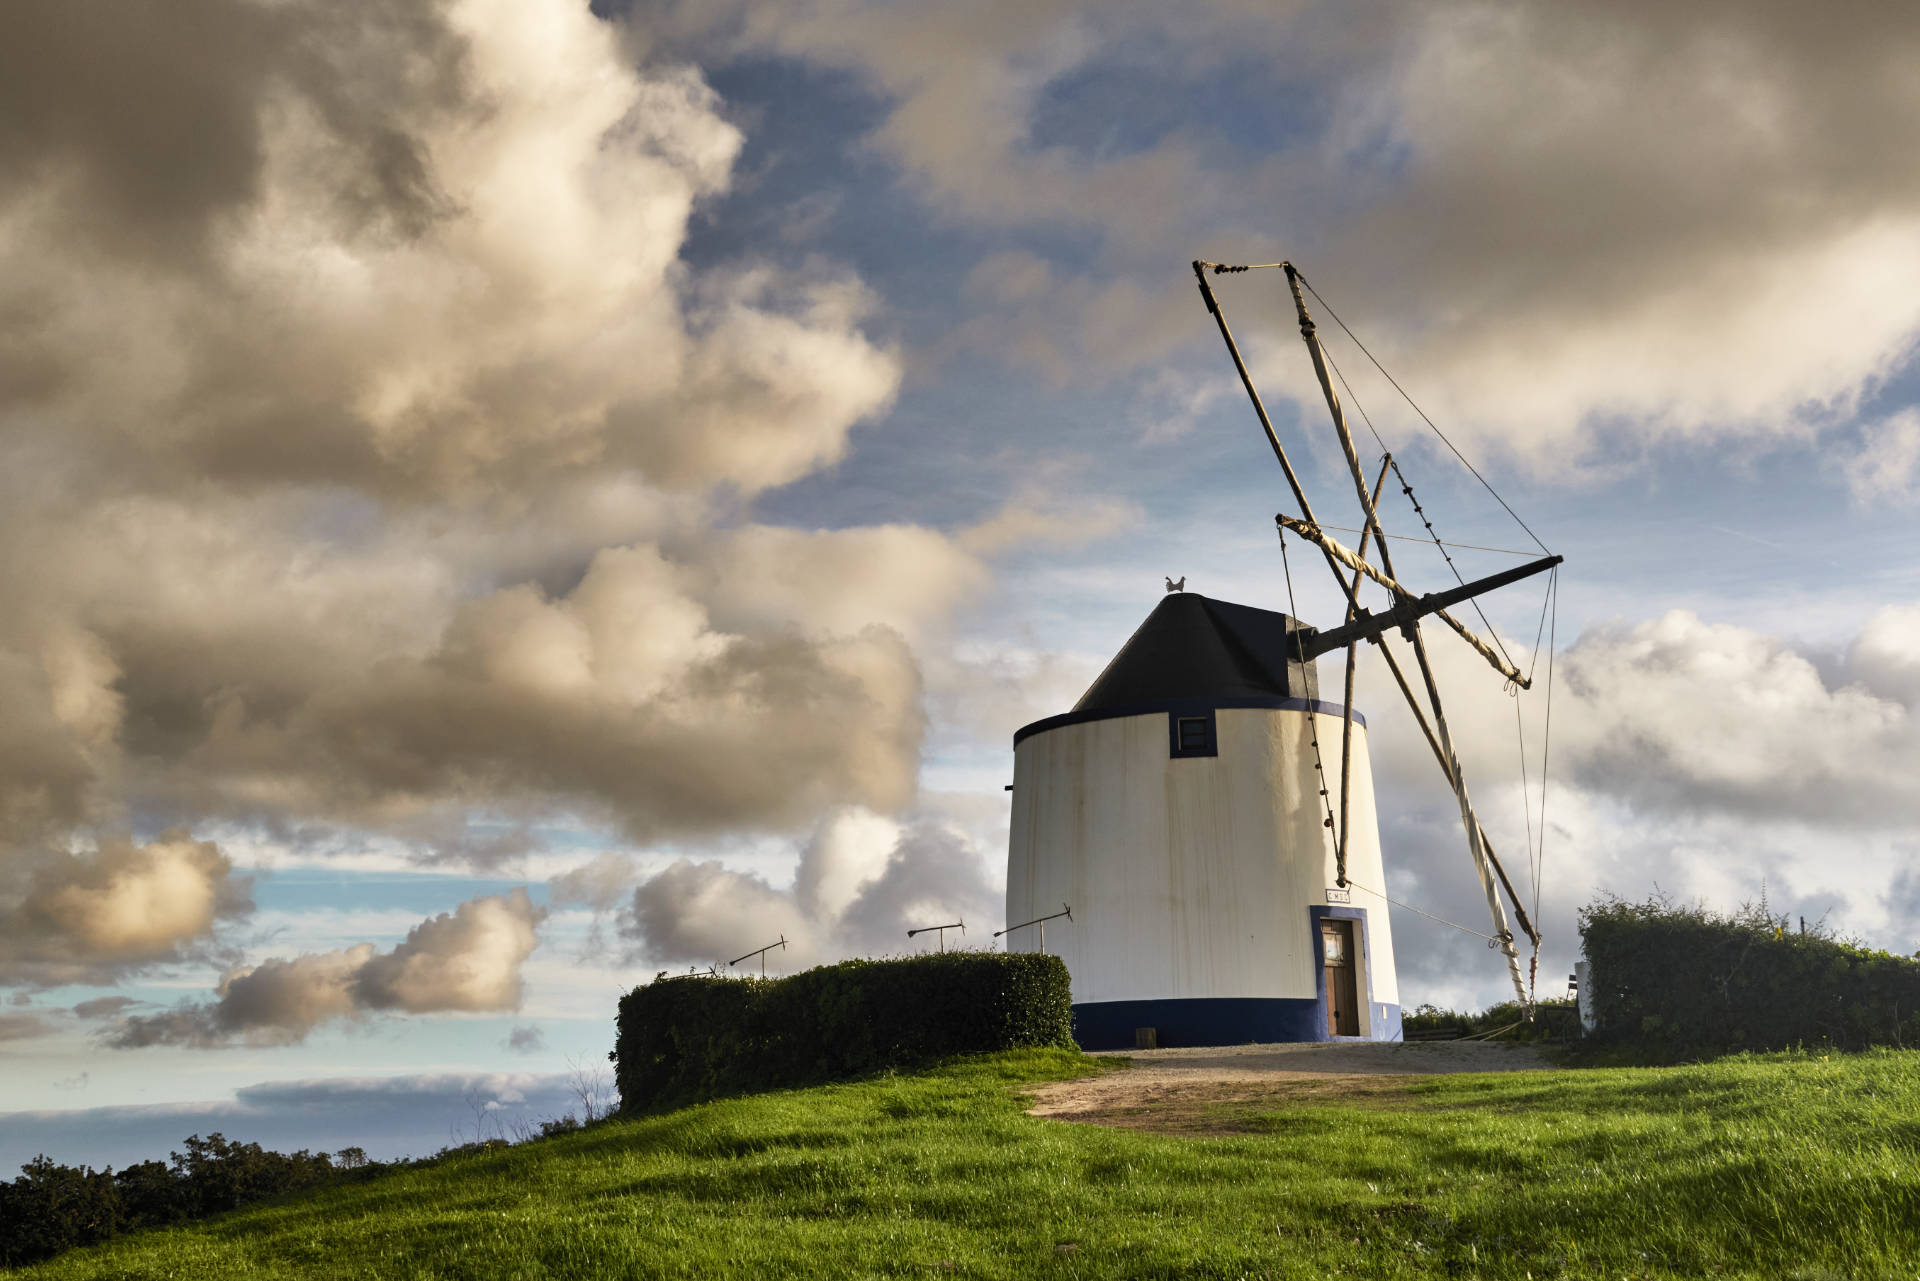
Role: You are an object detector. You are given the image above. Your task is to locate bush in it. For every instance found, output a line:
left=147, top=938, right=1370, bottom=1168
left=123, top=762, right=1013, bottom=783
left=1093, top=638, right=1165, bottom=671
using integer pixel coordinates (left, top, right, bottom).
left=168, top=1133, right=336, bottom=1217
left=0, top=1157, right=121, bottom=1267
left=114, top=1159, right=187, bottom=1230
left=0, top=1136, right=379, bottom=1267
left=613, top=951, right=1074, bottom=1112
left=1580, top=896, right=1920, bottom=1054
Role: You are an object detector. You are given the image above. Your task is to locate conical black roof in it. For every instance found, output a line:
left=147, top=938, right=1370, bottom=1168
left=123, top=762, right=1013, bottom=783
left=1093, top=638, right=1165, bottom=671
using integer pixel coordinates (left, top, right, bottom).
left=1073, top=592, right=1319, bottom=711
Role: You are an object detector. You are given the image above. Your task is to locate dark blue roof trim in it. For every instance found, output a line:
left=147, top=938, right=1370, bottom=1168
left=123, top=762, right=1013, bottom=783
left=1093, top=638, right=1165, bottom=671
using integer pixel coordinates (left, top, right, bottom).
left=1013, top=696, right=1366, bottom=747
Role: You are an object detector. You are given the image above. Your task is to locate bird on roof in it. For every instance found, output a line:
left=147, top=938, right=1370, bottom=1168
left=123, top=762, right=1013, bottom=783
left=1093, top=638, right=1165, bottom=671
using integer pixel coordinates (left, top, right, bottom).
left=1165, top=575, right=1186, bottom=592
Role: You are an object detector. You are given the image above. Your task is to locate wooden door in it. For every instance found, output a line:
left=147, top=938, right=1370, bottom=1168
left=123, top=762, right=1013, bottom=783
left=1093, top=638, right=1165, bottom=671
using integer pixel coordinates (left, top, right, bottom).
left=1321, top=919, right=1359, bottom=1036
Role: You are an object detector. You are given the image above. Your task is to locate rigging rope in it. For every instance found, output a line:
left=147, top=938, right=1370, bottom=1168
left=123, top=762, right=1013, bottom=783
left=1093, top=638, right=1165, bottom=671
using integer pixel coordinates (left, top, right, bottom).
left=1341, top=877, right=1503, bottom=946
left=1302, top=270, right=1559, bottom=1004
left=1319, top=339, right=1522, bottom=677
left=1459, top=1019, right=1527, bottom=1042
left=1308, top=524, right=1539, bottom=557
left=1523, top=564, right=1555, bottom=684
left=1512, top=565, right=1556, bottom=916
left=1513, top=684, right=1536, bottom=913
left=1294, top=270, right=1550, bottom=555
left=1386, top=453, right=1521, bottom=677
left=1534, top=568, right=1557, bottom=925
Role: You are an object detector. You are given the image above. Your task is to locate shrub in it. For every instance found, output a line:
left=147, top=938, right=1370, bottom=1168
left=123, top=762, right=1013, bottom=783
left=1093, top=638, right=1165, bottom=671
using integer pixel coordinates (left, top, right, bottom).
left=0, top=1134, right=386, bottom=1267
left=114, top=1159, right=187, bottom=1230
left=613, top=950, right=1074, bottom=1112
left=169, top=1133, right=335, bottom=1217
left=1580, top=896, right=1920, bottom=1054
left=0, top=1156, right=121, bottom=1266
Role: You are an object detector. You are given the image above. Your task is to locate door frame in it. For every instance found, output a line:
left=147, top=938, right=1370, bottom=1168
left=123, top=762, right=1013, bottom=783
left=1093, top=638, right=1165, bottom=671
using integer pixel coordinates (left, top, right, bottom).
left=1309, top=905, right=1374, bottom=1039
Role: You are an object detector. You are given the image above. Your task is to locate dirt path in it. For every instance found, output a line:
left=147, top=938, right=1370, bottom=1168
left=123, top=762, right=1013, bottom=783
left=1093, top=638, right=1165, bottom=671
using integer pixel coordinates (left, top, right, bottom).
left=1026, top=1041, right=1555, bottom=1136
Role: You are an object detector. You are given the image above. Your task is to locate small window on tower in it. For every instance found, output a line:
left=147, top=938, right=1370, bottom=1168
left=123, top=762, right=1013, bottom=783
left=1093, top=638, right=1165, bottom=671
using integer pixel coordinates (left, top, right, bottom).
left=1168, top=709, right=1217, bottom=758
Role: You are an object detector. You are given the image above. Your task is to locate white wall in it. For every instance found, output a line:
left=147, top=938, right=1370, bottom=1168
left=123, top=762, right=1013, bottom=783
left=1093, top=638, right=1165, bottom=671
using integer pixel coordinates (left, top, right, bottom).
left=1006, top=707, right=1399, bottom=1009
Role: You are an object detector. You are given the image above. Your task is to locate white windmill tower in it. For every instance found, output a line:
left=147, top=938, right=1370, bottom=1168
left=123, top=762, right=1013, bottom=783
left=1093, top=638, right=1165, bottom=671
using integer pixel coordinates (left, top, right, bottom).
left=1003, top=260, right=1560, bottom=1050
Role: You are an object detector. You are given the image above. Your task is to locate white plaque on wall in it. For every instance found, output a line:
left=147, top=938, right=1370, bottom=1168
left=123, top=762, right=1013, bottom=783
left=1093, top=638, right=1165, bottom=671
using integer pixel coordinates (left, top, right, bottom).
left=1325, top=887, right=1352, bottom=904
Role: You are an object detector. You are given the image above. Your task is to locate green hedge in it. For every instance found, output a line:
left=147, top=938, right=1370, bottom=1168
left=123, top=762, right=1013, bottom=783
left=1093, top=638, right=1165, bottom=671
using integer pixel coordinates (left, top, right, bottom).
left=1580, top=897, right=1920, bottom=1054
left=613, top=951, right=1074, bottom=1112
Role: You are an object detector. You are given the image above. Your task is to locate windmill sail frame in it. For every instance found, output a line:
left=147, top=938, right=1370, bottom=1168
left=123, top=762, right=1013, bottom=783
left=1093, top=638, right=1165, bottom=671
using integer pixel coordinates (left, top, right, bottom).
left=1190, top=258, right=1557, bottom=1009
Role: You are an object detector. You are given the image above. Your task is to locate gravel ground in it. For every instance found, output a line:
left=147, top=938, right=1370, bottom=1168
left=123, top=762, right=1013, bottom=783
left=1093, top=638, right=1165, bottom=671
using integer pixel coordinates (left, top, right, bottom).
left=1025, top=1040, right=1555, bottom=1134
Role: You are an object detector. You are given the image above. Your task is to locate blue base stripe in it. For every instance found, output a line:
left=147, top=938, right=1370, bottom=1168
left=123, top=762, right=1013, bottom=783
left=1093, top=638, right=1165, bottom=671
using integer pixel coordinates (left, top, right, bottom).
left=1071, top=998, right=1404, bottom=1051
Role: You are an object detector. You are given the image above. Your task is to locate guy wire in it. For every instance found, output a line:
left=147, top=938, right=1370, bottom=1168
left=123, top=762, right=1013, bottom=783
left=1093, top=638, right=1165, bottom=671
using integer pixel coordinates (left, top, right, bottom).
left=1295, top=271, right=1550, bottom=554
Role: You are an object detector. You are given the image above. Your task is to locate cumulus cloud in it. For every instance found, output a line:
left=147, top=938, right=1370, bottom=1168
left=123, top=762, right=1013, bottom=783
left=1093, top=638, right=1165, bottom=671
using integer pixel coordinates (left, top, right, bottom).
left=0, top=0, right=1085, bottom=999
left=1547, top=611, right=1916, bottom=822
left=1370, top=606, right=1920, bottom=831
left=1348, top=599, right=1920, bottom=1009
left=0, top=833, right=251, bottom=987
left=110, top=890, right=544, bottom=1048
left=618, top=807, right=1000, bottom=971
left=659, top=0, right=1920, bottom=468
left=548, top=852, right=646, bottom=912
left=628, top=860, right=814, bottom=971
left=0, top=0, right=901, bottom=502
left=1853, top=603, right=1920, bottom=705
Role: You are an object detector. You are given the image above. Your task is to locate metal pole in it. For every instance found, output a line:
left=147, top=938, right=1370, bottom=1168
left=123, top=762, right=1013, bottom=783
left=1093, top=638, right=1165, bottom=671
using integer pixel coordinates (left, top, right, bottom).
left=907, top=921, right=965, bottom=953
left=995, top=906, right=1072, bottom=955
left=729, top=936, right=788, bottom=977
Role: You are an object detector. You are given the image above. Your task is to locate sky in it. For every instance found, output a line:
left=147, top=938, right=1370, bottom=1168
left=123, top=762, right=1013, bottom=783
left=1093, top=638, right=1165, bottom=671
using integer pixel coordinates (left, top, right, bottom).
left=4, top=0, right=1920, bottom=1171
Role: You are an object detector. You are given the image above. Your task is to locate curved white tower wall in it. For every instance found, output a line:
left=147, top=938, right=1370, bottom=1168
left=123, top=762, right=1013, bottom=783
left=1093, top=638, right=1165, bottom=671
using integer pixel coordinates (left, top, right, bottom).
left=1004, top=593, right=1401, bottom=1049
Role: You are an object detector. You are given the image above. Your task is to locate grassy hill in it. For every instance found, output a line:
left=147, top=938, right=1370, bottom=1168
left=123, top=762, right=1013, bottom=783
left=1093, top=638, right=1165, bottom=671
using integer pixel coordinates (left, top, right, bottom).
left=17, top=1046, right=1920, bottom=1279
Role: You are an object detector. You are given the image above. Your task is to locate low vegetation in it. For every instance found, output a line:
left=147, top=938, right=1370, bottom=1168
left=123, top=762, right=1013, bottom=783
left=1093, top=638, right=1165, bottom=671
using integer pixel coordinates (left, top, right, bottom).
left=1582, top=895, right=1920, bottom=1055
left=16, top=1045, right=1920, bottom=1279
left=0, top=1134, right=376, bottom=1268
left=616, top=951, right=1073, bottom=1112
left=0, top=1121, right=620, bottom=1270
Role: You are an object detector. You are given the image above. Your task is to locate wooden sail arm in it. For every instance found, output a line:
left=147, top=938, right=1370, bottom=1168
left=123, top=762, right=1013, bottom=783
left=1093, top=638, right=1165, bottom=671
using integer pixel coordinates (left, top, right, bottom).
left=1276, top=515, right=1559, bottom=685
left=1275, top=511, right=1406, bottom=595
left=1274, top=259, right=1538, bottom=1009
left=1191, top=261, right=1374, bottom=625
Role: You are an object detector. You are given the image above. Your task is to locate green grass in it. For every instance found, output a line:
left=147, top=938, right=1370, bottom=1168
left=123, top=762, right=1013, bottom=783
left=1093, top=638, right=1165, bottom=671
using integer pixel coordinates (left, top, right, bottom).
left=19, top=1047, right=1920, bottom=1279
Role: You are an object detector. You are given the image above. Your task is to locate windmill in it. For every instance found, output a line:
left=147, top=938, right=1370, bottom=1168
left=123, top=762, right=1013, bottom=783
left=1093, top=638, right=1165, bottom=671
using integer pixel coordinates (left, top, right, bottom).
left=1191, top=258, right=1561, bottom=1009
left=1000, top=259, right=1560, bottom=1051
